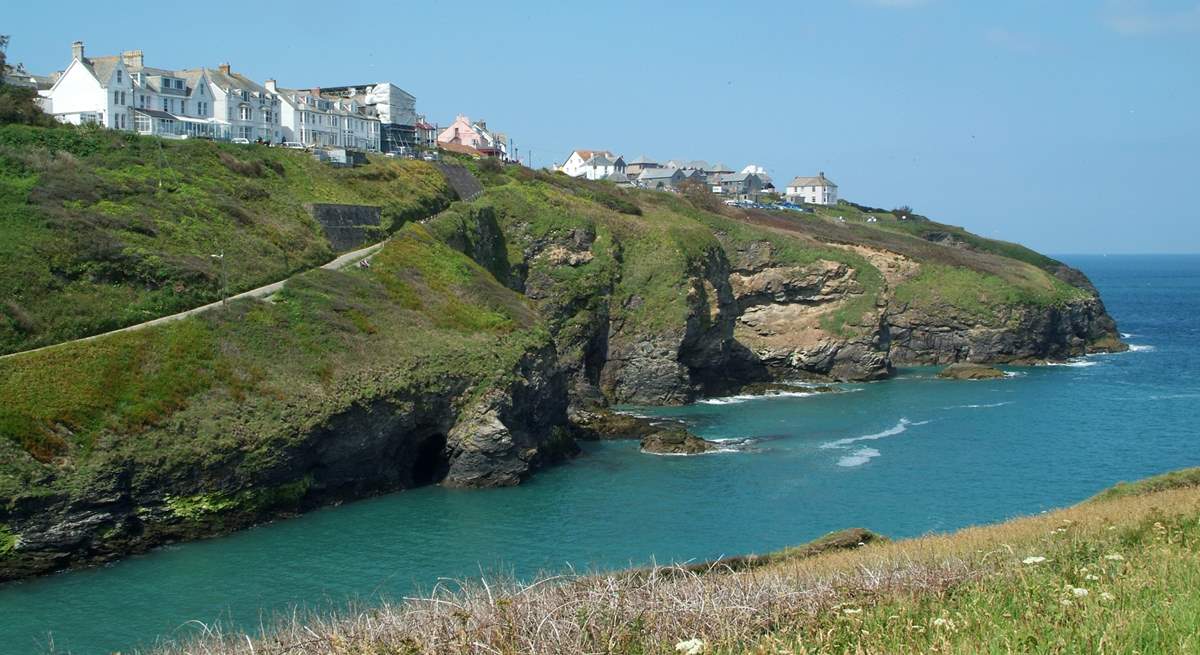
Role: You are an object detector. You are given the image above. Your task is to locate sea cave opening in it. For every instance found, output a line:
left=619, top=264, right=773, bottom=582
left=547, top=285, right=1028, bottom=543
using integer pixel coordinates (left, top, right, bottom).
left=411, top=433, right=450, bottom=487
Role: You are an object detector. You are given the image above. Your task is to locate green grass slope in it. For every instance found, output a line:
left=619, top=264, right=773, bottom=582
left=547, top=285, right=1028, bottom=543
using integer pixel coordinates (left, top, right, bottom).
left=0, top=222, right=546, bottom=502
left=0, top=125, right=454, bottom=355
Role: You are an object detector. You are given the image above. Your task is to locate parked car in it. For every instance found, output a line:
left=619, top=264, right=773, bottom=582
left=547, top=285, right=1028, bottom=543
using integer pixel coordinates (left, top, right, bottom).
left=421, top=152, right=440, bottom=162
left=282, top=142, right=305, bottom=150
left=231, top=137, right=250, bottom=144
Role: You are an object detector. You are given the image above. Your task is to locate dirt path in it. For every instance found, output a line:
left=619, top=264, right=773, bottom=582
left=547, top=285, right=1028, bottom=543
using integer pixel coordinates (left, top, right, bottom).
left=0, top=241, right=386, bottom=362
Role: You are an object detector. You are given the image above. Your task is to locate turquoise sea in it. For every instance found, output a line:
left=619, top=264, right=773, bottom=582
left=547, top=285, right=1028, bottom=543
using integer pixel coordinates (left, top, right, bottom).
left=1, top=255, right=1197, bottom=653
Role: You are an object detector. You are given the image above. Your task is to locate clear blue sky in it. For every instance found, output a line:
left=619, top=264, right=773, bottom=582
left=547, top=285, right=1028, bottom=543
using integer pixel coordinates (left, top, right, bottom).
left=6, top=0, right=1199, bottom=253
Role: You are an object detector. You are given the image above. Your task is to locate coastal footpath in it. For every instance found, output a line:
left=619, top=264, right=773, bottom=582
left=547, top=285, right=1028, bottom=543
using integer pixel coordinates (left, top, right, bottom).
left=0, top=126, right=1124, bottom=580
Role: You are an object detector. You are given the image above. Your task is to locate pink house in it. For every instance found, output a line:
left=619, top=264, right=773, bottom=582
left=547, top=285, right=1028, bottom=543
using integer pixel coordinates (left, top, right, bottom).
left=437, top=114, right=506, bottom=158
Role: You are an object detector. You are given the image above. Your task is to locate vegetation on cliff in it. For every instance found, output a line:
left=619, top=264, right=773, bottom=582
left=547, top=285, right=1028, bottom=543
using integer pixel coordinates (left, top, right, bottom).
left=0, top=124, right=454, bottom=355
left=0, top=126, right=1124, bottom=580
left=141, top=468, right=1200, bottom=655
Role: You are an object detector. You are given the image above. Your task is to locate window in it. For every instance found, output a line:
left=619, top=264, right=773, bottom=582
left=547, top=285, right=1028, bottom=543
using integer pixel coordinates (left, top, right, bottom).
left=175, top=79, right=184, bottom=90
left=162, top=98, right=169, bottom=111
left=239, top=105, right=252, bottom=121
left=138, top=94, right=145, bottom=108
left=180, top=101, right=187, bottom=115
left=134, top=113, right=151, bottom=133
left=116, top=70, right=122, bottom=83
left=199, top=85, right=205, bottom=96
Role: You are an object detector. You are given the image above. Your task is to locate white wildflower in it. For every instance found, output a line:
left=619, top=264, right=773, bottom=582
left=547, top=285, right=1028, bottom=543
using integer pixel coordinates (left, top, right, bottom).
left=1104, top=553, right=1125, bottom=561
left=1023, top=556, right=1047, bottom=564
left=1100, top=591, right=1115, bottom=601
left=844, top=608, right=862, bottom=615
left=1072, top=587, right=1089, bottom=598
left=675, top=638, right=706, bottom=654
left=932, top=617, right=955, bottom=629
left=1060, top=599, right=1073, bottom=606
left=1085, top=574, right=1100, bottom=581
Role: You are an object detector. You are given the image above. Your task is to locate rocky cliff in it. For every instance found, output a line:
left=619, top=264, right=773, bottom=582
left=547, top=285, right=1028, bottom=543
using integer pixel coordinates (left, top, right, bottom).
left=0, top=154, right=1125, bottom=582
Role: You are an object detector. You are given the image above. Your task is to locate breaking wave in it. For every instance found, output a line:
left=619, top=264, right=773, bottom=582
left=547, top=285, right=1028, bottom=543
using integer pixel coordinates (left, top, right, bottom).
left=820, top=418, right=930, bottom=449
left=1127, top=344, right=1155, bottom=352
left=837, top=448, right=880, bottom=467
left=697, top=391, right=818, bottom=405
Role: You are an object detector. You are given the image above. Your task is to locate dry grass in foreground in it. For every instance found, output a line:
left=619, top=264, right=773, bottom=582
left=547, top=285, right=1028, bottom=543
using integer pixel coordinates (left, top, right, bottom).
left=139, top=469, right=1200, bottom=655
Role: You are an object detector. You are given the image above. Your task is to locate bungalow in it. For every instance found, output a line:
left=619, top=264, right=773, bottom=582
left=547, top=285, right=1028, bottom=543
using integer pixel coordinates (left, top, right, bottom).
left=636, top=167, right=685, bottom=190
left=559, top=149, right=626, bottom=180
left=785, top=172, right=838, bottom=205
left=437, top=114, right=508, bottom=159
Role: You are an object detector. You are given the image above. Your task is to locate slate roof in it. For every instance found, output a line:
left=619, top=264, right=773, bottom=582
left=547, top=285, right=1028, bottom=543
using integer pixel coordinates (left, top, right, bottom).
left=787, top=173, right=837, bottom=188
left=638, top=167, right=681, bottom=180
left=604, top=171, right=630, bottom=182
left=628, top=154, right=658, bottom=165
left=79, top=55, right=121, bottom=87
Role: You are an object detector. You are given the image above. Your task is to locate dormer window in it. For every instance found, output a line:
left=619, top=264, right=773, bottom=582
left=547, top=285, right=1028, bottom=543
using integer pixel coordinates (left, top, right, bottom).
left=116, top=70, right=122, bottom=83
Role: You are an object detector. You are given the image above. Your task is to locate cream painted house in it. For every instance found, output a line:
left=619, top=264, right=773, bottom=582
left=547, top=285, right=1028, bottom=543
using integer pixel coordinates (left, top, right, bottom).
left=785, top=172, right=838, bottom=205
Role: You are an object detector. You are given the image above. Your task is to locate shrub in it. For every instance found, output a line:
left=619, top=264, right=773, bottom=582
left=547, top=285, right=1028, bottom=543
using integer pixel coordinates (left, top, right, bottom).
left=218, top=151, right=265, bottom=177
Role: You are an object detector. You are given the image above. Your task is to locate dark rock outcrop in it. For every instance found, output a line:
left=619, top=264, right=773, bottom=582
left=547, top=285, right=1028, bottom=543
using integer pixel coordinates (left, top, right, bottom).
left=640, top=428, right=721, bottom=455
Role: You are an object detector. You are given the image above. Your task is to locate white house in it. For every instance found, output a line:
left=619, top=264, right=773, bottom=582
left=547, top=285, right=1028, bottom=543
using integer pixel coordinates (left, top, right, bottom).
left=785, top=172, right=838, bottom=205
left=559, top=150, right=626, bottom=180
left=268, top=82, right=380, bottom=151
left=40, top=42, right=278, bottom=141
left=40, top=41, right=133, bottom=129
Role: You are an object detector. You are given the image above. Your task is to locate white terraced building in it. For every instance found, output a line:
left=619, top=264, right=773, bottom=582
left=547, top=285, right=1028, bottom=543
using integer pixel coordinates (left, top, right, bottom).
left=267, top=81, right=380, bottom=151
left=40, top=41, right=280, bottom=142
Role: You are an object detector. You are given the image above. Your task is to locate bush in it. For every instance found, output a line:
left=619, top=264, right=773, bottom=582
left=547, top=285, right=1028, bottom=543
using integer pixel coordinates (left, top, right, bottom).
left=218, top=151, right=265, bottom=177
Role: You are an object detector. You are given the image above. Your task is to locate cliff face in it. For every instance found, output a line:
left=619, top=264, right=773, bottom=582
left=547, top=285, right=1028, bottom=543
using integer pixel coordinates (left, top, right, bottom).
left=431, top=173, right=1124, bottom=408
left=0, top=161, right=1126, bottom=582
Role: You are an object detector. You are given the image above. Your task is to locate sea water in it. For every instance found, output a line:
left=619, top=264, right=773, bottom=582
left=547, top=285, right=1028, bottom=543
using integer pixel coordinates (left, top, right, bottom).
left=1, top=255, right=1196, bottom=653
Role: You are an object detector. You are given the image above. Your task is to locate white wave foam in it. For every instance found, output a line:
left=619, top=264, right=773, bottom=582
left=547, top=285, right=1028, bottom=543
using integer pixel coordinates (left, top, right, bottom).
left=1127, top=344, right=1155, bottom=352
left=1045, top=359, right=1098, bottom=368
left=697, top=391, right=817, bottom=405
left=947, top=401, right=1013, bottom=409
left=1121, top=332, right=1136, bottom=338
left=820, top=418, right=929, bottom=449
left=1003, top=370, right=1026, bottom=378
left=837, top=447, right=880, bottom=467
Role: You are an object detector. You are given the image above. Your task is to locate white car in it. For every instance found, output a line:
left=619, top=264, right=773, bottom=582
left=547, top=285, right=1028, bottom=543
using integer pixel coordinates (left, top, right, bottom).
left=230, top=137, right=251, bottom=144
left=282, top=142, right=305, bottom=150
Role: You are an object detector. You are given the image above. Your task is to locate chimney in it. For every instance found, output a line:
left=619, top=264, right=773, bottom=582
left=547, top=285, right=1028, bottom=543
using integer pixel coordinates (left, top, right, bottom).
left=311, top=87, right=321, bottom=97
left=264, top=79, right=277, bottom=92
left=218, top=63, right=231, bottom=74
left=121, top=49, right=144, bottom=69
left=71, top=41, right=85, bottom=61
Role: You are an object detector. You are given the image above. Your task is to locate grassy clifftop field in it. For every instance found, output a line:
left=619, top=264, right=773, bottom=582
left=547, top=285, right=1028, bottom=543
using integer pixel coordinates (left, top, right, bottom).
left=145, top=468, right=1200, bottom=654
left=0, top=125, right=453, bottom=355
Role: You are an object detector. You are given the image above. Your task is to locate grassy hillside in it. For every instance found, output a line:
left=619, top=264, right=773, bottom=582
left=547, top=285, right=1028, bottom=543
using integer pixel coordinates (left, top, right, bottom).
left=0, top=125, right=454, bottom=355
left=0, top=222, right=546, bottom=502
left=147, top=468, right=1200, bottom=654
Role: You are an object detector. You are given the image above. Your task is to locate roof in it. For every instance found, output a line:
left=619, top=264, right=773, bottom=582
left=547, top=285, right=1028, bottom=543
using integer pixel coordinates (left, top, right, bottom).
left=628, top=154, right=658, bottom=165
left=788, top=173, right=837, bottom=188
left=79, top=55, right=121, bottom=87
left=572, top=149, right=618, bottom=161
left=719, top=173, right=750, bottom=183
left=589, top=154, right=614, bottom=166
left=638, top=167, right=681, bottom=180
left=132, top=108, right=176, bottom=119
left=604, top=171, right=630, bottom=182
left=188, top=67, right=273, bottom=96
left=439, top=141, right=483, bottom=157
left=708, top=162, right=733, bottom=173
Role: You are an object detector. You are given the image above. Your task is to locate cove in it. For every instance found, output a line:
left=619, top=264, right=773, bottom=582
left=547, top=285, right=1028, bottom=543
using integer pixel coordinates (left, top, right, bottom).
left=1, top=255, right=1197, bottom=654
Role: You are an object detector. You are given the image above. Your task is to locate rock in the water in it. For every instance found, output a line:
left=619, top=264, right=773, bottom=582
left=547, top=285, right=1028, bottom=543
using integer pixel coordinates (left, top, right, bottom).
left=937, top=363, right=1006, bottom=380
left=640, top=428, right=721, bottom=455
